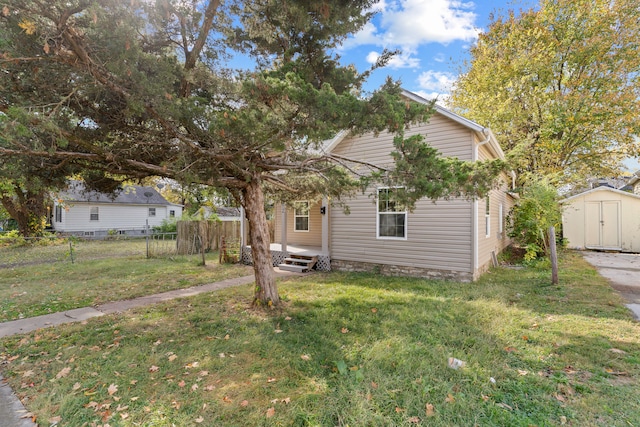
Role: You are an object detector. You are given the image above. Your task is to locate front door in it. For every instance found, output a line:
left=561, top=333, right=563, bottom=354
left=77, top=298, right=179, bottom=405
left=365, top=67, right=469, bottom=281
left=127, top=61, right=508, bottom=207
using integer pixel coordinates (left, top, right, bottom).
left=585, top=201, right=621, bottom=250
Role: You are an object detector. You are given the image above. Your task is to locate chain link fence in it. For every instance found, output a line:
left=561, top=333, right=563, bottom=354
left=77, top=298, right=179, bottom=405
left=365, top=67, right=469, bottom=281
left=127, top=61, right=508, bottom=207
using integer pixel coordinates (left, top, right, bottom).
left=0, top=233, right=199, bottom=268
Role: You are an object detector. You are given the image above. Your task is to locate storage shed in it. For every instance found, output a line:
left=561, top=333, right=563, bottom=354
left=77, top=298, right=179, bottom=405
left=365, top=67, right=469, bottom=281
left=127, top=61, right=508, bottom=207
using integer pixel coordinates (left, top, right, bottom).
left=561, top=186, right=640, bottom=253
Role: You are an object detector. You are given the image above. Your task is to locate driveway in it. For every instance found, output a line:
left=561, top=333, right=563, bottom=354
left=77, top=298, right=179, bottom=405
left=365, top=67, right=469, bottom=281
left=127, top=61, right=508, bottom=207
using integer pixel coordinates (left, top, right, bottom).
left=581, top=251, right=640, bottom=319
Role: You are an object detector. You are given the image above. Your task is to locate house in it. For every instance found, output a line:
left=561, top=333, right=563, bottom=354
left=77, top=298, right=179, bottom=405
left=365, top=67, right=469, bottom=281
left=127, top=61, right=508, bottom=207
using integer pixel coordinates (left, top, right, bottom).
left=242, top=90, right=515, bottom=281
left=561, top=184, right=640, bottom=253
left=51, top=181, right=183, bottom=237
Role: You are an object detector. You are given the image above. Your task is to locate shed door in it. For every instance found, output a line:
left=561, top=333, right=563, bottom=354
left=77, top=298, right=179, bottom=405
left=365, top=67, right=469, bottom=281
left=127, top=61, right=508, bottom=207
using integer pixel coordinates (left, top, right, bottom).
left=585, top=201, right=621, bottom=250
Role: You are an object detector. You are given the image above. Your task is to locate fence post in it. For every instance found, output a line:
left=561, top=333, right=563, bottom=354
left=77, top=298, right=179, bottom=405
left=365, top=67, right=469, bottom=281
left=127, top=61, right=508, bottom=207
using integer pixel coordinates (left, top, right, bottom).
left=549, top=226, right=558, bottom=285
left=146, top=219, right=149, bottom=259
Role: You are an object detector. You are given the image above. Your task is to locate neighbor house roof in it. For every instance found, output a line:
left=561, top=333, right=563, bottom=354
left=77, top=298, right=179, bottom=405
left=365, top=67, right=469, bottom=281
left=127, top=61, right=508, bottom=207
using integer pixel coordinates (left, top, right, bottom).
left=57, top=181, right=173, bottom=206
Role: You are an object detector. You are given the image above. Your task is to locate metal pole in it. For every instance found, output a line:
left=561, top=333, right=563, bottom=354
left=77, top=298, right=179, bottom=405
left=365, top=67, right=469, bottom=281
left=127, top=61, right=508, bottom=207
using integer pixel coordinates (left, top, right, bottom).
left=146, top=219, right=149, bottom=258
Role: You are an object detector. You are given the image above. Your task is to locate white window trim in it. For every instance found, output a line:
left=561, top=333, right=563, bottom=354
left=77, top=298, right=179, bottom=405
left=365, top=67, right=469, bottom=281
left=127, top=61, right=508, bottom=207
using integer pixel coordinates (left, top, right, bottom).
left=293, top=201, right=310, bottom=232
left=148, top=207, right=156, bottom=217
left=376, top=187, right=408, bottom=240
left=499, top=203, right=504, bottom=235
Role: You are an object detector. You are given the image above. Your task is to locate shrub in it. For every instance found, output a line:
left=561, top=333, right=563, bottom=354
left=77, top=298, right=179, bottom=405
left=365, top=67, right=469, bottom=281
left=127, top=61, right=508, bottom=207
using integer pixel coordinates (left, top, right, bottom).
left=507, top=180, right=562, bottom=260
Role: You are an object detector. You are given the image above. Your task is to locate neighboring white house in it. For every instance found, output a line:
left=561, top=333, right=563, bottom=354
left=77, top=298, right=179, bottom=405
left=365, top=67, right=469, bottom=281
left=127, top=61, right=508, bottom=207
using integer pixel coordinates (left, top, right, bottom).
left=51, top=181, right=183, bottom=237
left=247, top=90, right=516, bottom=281
left=561, top=186, right=640, bottom=253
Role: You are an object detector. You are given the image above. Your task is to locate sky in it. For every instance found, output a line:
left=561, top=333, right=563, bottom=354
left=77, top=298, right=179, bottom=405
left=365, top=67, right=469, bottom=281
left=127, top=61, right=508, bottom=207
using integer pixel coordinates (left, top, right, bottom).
left=335, top=0, right=535, bottom=100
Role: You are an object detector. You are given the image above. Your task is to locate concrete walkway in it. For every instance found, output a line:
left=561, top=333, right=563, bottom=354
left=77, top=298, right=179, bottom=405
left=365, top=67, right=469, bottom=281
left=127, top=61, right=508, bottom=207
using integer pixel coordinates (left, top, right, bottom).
left=0, top=269, right=298, bottom=426
left=581, top=251, right=640, bottom=319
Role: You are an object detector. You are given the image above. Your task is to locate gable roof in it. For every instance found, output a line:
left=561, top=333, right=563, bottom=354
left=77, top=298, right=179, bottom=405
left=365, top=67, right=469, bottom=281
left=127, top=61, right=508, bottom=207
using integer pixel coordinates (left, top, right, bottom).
left=560, top=185, right=640, bottom=203
left=57, top=181, right=174, bottom=206
left=322, top=89, right=506, bottom=160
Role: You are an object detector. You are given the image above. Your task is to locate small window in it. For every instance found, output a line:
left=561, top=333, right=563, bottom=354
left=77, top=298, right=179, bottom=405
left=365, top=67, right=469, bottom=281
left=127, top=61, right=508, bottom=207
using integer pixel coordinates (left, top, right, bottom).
left=84, top=231, right=95, bottom=236
left=499, top=203, right=504, bottom=234
left=294, top=201, right=309, bottom=232
left=169, top=210, right=175, bottom=218
left=55, top=205, right=63, bottom=222
left=148, top=207, right=156, bottom=217
left=377, top=188, right=407, bottom=239
left=485, top=197, right=490, bottom=237
left=90, top=207, right=99, bottom=221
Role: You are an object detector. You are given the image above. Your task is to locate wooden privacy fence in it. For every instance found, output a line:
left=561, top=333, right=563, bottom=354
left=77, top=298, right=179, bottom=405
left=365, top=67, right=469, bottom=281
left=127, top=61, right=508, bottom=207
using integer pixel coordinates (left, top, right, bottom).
left=176, top=220, right=241, bottom=255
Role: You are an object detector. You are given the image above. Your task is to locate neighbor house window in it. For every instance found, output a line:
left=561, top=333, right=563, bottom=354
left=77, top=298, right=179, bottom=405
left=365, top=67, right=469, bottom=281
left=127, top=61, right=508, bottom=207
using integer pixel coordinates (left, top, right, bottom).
left=148, top=207, right=156, bottom=217
left=90, top=207, right=99, bottom=221
left=377, top=187, right=407, bottom=239
left=169, top=210, right=175, bottom=218
left=294, top=201, right=309, bottom=232
left=55, top=205, right=63, bottom=223
left=485, top=197, right=490, bottom=237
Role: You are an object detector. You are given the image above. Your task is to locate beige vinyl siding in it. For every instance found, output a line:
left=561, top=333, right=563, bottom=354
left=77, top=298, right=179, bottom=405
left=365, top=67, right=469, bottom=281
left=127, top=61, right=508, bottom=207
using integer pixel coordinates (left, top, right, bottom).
left=331, top=194, right=473, bottom=272
left=273, top=201, right=323, bottom=247
left=475, top=140, right=512, bottom=275
left=332, top=112, right=473, bottom=162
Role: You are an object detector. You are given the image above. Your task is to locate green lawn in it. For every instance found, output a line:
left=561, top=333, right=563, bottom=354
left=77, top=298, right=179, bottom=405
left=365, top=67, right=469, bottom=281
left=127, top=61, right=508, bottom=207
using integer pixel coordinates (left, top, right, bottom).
left=0, top=252, right=639, bottom=426
left=0, top=242, right=253, bottom=322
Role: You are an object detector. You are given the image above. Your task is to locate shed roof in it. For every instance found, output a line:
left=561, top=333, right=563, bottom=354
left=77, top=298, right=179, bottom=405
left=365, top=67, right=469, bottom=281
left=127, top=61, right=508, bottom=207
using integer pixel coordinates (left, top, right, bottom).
left=560, top=185, right=640, bottom=203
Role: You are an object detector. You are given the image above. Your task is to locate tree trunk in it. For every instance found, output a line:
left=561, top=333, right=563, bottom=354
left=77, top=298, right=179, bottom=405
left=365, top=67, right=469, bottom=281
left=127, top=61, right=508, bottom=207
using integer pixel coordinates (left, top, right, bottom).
left=242, top=179, right=279, bottom=307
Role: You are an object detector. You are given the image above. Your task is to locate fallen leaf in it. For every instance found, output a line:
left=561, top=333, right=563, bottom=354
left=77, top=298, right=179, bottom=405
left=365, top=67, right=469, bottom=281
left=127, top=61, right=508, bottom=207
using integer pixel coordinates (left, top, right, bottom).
left=300, top=354, right=311, bottom=361
left=481, top=394, right=490, bottom=402
left=282, top=397, right=291, bottom=404
left=445, top=394, right=455, bottom=403
left=56, top=367, right=71, bottom=379
left=395, top=406, right=404, bottom=413
left=22, top=370, right=34, bottom=378
left=204, top=385, right=215, bottom=391
left=223, top=396, right=232, bottom=403
left=504, top=346, right=517, bottom=353
left=49, top=415, right=62, bottom=423
left=198, top=371, right=209, bottom=377
left=274, top=329, right=283, bottom=334
left=108, top=384, right=118, bottom=395
left=130, top=380, right=138, bottom=385
left=609, top=348, right=626, bottom=354
left=240, top=400, right=249, bottom=407
left=72, top=382, right=82, bottom=391
left=522, top=335, right=529, bottom=341
left=195, top=416, right=204, bottom=423
left=2, top=6, right=10, bottom=16
left=153, top=340, right=162, bottom=346
left=267, top=377, right=277, bottom=383
left=285, top=316, right=292, bottom=321
left=517, top=370, right=528, bottom=376
left=371, top=381, right=378, bottom=389
left=496, top=402, right=513, bottom=410
left=171, top=400, right=181, bottom=409
left=266, top=407, right=275, bottom=418
left=219, top=353, right=226, bottom=358
left=191, top=384, right=199, bottom=392
left=408, top=416, right=420, bottom=423
left=371, top=307, right=378, bottom=313
left=341, top=327, right=349, bottom=334
left=178, top=380, right=186, bottom=388
left=149, top=365, right=159, bottom=372
left=168, top=354, right=178, bottom=362
left=116, top=404, right=129, bottom=412
left=224, top=334, right=230, bottom=340
left=554, top=393, right=566, bottom=402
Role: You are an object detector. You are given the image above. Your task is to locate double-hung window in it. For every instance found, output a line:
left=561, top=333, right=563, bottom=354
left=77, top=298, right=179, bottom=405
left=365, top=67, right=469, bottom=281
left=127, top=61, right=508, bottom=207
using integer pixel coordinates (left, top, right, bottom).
left=55, top=205, right=63, bottom=223
left=294, top=201, right=309, bottom=232
left=377, top=188, right=407, bottom=239
left=90, top=207, right=99, bottom=221
left=149, top=207, right=156, bottom=217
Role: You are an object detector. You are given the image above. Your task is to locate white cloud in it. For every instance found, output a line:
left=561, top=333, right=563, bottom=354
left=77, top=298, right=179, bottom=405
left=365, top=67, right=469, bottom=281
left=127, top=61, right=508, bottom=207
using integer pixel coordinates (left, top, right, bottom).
left=416, top=70, right=457, bottom=103
left=344, top=0, right=480, bottom=50
left=417, top=70, right=456, bottom=92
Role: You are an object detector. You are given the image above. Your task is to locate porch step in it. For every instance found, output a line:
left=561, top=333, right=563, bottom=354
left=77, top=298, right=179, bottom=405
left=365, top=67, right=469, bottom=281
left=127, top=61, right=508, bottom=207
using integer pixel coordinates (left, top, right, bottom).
left=278, top=254, right=318, bottom=273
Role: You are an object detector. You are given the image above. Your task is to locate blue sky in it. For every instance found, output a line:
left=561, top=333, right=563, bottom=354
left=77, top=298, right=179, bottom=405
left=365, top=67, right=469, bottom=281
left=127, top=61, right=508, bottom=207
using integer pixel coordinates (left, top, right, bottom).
left=336, top=0, right=535, bottom=99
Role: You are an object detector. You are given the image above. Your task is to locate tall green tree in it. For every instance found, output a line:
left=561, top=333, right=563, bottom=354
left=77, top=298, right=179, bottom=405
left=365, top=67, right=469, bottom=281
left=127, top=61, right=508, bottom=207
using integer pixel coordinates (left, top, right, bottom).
left=1, top=0, right=503, bottom=306
left=450, top=0, right=640, bottom=186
